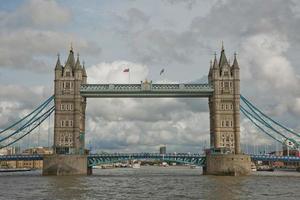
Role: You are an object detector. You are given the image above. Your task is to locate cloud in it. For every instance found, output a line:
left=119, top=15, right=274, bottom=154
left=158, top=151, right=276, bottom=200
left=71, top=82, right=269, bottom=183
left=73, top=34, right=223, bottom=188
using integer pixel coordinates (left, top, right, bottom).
left=0, top=29, right=100, bottom=72
left=0, top=0, right=101, bottom=72
left=113, top=7, right=212, bottom=66
left=0, top=0, right=71, bottom=29
left=88, top=60, right=149, bottom=84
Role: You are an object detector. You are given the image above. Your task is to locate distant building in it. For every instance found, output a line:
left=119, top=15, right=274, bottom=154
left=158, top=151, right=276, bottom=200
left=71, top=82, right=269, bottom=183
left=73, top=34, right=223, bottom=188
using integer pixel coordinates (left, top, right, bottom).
left=22, top=147, right=53, bottom=155
left=160, top=145, right=166, bottom=154
left=0, top=146, right=20, bottom=155
left=1, top=147, right=53, bottom=169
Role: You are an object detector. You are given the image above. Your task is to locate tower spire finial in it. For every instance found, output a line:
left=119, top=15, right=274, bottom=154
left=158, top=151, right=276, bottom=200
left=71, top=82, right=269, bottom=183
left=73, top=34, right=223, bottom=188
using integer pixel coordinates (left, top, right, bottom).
left=70, top=42, right=73, bottom=52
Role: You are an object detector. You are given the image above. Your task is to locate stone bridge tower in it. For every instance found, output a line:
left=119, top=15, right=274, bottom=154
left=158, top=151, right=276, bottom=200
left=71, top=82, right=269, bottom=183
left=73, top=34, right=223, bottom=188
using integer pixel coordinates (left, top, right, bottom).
left=208, top=46, right=240, bottom=154
left=206, top=46, right=250, bottom=176
left=53, top=48, right=87, bottom=155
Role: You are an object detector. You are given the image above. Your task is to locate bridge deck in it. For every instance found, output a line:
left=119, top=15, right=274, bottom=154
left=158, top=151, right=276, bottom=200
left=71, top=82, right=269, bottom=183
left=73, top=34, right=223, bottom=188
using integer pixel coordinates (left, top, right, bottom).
left=1, top=154, right=299, bottom=164
left=80, top=83, right=214, bottom=98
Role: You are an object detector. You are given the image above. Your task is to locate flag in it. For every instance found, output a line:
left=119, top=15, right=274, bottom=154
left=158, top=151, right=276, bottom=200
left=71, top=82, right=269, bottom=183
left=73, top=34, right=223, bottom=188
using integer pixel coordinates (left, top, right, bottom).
left=160, top=69, right=165, bottom=75
left=123, top=68, right=129, bottom=72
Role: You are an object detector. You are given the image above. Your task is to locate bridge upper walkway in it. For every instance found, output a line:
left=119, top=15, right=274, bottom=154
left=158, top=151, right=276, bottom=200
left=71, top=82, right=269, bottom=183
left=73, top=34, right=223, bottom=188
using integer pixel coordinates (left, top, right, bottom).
left=80, top=83, right=214, bottom=98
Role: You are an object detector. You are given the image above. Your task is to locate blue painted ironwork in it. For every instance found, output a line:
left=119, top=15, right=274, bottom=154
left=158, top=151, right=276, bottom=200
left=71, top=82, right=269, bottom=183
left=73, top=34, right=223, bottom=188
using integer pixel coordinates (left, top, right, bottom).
left=80, top=83, right=214, bottom=98
left=0, top=154, right=43, bottom=161
left=250, top=154, right=300, bottom=162
left=0, top=95, right=54, bottom=135
left=87, top=153, right=206, bottom=167
left=0, top=153, right=299, bottom=165
left=0, top=106, right=55, bottom=149
left=241, top=95, right=300, bottom=138
left=240, top=95, right=300, bottom=149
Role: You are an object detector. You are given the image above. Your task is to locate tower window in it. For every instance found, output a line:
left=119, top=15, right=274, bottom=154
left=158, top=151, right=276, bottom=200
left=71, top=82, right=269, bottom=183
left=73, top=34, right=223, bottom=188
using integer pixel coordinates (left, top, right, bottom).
left=224, top=82, right=229, bottom=88
left=66, top=71, right=71, bottom=77
left=226, top=121, right=229, bottom=127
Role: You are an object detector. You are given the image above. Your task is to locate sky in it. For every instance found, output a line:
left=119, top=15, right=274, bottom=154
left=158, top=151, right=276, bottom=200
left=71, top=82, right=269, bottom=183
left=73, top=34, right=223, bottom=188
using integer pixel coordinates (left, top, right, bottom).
left=1, top=0, right=300, bottom=153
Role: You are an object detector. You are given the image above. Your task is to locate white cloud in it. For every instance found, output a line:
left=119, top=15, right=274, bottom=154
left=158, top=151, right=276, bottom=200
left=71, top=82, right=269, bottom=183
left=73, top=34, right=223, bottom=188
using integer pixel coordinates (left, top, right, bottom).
left=88, top=60, right=149, bottom=84
left=240, top=33, right=297, bottom=91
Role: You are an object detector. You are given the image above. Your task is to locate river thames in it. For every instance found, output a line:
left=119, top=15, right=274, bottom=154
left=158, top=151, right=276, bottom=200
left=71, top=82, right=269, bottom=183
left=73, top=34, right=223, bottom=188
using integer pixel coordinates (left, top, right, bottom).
left=0, top=167, right=299, bottom=200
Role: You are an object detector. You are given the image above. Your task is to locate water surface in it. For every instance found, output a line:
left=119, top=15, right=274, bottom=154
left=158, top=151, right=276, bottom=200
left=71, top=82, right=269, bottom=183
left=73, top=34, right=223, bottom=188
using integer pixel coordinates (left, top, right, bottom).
left=0, top=167, right=299, bottom=200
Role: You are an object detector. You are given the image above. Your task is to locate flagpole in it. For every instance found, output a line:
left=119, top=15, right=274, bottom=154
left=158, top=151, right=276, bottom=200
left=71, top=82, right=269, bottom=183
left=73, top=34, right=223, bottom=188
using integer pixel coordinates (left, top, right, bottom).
left=129, top=70, right=130, bottom=84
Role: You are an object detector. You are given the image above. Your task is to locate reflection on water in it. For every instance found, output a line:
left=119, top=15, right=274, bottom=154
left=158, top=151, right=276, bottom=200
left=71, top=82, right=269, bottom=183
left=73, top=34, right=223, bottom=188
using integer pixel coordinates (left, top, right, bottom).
left=0, top=167, right=299, bottom=200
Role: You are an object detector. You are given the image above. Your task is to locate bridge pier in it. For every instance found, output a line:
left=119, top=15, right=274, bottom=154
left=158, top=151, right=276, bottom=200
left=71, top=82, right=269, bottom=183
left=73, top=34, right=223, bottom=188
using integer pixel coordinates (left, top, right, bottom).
left=203, top=154, right=251, bottom=176
left=43, top=155, right=92, bottom=176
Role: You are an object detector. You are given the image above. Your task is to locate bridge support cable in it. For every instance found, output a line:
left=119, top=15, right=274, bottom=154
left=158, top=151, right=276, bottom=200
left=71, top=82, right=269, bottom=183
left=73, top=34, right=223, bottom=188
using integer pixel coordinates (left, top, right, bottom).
left=240, top=105, right=292, bottom=142
left=0, top=98, right=54, bottom=143
left=0, top=106, right=54, bottom=149
left=0, top=95, right=54, bottom=134
left=240, top=98, right=300, bottom=149
left=240, top=95, right=300, bottom=138
left=240, top=106, right=283, bottom=144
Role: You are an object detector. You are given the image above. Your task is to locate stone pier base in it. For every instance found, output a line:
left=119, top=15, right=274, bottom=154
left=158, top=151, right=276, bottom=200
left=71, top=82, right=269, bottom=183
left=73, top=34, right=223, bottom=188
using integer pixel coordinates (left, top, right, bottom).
left=43, top=154, right=91, bottom=176
left=203, top=154, right=251, bottom=176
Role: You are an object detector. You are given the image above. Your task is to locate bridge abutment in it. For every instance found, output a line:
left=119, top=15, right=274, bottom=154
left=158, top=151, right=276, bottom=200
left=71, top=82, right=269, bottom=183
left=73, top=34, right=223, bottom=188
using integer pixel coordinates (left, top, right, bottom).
left=203, top=154, right=251, bottom=176
left=43, top=155, right=91, bottom=176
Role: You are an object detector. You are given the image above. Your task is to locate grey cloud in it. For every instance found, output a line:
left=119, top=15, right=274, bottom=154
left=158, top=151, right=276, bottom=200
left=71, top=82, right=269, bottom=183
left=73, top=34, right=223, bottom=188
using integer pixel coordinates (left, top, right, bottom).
left=0, top=0, right=71, bottom=29
left=0, top=29, right=101, bottom=72
left=113, top=7, right=212, bottom=66
left=162, top=0, right=198, bottom=9
left=190, top=0, right=299, bottom=39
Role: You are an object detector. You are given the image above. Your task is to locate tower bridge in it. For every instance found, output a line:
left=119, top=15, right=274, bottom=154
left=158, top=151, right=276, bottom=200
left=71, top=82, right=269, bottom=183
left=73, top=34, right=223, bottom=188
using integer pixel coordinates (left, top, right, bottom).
left=1, top=45, right=299, bottom=176
left=45, top=45, right=250, bottom=176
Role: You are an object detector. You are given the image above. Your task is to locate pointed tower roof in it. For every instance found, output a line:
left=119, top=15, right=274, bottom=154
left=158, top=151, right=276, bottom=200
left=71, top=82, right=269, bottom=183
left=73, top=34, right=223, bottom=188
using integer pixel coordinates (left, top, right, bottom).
left=75, top=53, right=81, bottom=70
left=219, top=43, right=228, bottom=67
left=208, top=60, right=213, bottom=76
left=82, top=61, right=87, bottom=77
left=65, top=47, right=75, bottom=68
left=55, top=53, right=63, bottom=70
left=213, top=52, right=218, bottom=69
left=232, top=52, right=239, bottom=69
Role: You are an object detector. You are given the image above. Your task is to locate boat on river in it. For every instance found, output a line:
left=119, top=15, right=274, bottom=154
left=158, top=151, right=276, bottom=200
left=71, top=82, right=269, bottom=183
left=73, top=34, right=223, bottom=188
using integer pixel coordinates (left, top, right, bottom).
left=0, top=168, right=31, bottom=173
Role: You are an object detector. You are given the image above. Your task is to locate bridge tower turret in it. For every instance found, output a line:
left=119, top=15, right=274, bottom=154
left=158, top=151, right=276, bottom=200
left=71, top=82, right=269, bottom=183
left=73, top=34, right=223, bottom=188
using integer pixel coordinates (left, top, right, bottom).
left=53, top=47, right=87, bottom=155
left=209, top=46, right=241, bottom=154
